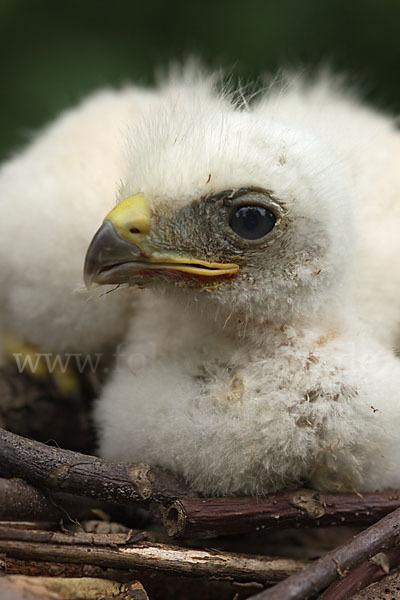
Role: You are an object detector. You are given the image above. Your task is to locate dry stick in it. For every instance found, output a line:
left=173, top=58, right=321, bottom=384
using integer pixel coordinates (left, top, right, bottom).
left=0, top=526, right=147, bottom=546
left=0, top=428, right=192, bottom=506
left=351, top=568, right=400, bottom=600
left=0, top=477, right=64, bottom=521
left=1, top=557, right=268, bottom=600
left=0, top=527, right=307, bottom=584
left=163, top=488, right=400, bottom=539
left=319, top=546, right=400, bottom=600
left=248, top=506, right=400, bottom=600
left=0, top=576, right=148, bottom=600
left=2, top=556, right=139, bottom=583
left=0, top=477, right=113, bottom=523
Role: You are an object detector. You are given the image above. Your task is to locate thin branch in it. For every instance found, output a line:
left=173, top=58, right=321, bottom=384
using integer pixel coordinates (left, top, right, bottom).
left=0, top=476, right=63, bottom=521
left=163, top=488, right=400, bottom=538
left=0, top=477, right=112, bottom=522
left=0, top=526, right=147, bottom=546
left=1, top=557, right=268, bottom=600
left=319, top=547, right=400, bottom=600
left=1, top=557, right=137, bottom=582
left=0, top=428, right=192, bottom=506
left=351, top=568, right=400, bottom=599
left=0, top=526, right=307, bottom=584
left=248, top=505, right=400, bottom=600
left=0, top=576, right=148, bottom=600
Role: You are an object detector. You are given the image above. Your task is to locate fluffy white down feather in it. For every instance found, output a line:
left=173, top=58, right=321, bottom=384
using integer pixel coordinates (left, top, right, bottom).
left=0, top=87, right=158, bottom=358
left=2, top=69, right=400, bottom=494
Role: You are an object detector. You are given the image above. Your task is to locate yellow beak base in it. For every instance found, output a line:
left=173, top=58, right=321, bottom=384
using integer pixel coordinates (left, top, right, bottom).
left=104, top=193, right=152, bottom=244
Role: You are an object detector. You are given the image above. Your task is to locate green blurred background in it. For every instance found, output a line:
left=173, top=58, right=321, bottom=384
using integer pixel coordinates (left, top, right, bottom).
left=1, top=0, right=399, bottom=161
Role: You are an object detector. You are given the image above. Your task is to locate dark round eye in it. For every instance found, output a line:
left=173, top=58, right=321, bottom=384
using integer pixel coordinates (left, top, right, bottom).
left=229, top=205, right=276, bottom=240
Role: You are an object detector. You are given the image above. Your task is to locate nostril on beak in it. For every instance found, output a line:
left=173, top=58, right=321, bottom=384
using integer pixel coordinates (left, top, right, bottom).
left=104, top=193, right=152, bottom=240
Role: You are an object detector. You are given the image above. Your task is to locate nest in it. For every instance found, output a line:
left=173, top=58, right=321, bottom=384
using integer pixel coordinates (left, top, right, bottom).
left=0, top=365, right=399, bottom=600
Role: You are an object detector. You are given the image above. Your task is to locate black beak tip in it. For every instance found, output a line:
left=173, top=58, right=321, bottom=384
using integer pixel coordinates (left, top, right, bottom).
left=83, top=220, right=141, bottom=288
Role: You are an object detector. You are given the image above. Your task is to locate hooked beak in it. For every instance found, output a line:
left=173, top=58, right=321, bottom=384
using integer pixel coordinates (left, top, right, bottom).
left=84, top=194, right=240, bottom=287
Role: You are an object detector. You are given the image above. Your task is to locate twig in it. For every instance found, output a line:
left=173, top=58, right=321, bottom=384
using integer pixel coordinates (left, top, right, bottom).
left=319, top=546, right=400, bottom=600
left=0, top=477, right=112, bottom=522
left=163, top=488, right=400, bottom=538
left=1, top=557, right=268, bottom=600
left=1, top=556, right=135, bottom=582
left=0, top=476, right=63, bottom=521
left=0, top=576, right=148, bottom=600
left=0, top=526, right=307, bottom=584
left=0, top=428, right=192, bottom=505
left=248, top=505, right=400, bottom=600
left=350, top=568, right=400, bottom=599
left=1, top=561, right=274, bottom=600
left=0, top=525, right=147, bottom=546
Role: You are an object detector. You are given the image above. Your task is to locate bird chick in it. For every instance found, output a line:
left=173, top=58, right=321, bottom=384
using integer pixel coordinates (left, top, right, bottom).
left=2, top=66, right=399, bottom=495
left=86, top=70, right=400, bottom=495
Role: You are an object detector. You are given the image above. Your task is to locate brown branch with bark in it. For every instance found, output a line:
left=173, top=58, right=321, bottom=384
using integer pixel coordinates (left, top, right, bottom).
left=0, top=476, right=113, bottom=523
left=163, top=488, right=400, bottom=539
left=351, top=568, right=400, bottom=599
left=319, top=546, right=400, bottom=600
left=1, top=557, right=134, bottom=582
left=0, top=428, right=192, bottom=507
left=249, top=505, right=400, bottom=600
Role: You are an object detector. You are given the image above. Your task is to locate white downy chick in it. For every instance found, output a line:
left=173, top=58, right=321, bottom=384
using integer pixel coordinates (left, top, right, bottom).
left=86, top=70, right=400, bottom=495
left=2, top=66, right=399, bottom=495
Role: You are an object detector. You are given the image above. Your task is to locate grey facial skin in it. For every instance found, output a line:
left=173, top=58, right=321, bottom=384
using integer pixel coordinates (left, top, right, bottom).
left=150, top=188, right=287, bottom=264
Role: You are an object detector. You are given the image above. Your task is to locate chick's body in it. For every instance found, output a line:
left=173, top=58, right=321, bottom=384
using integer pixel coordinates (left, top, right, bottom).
left=97, top=292, right=400, bottom=495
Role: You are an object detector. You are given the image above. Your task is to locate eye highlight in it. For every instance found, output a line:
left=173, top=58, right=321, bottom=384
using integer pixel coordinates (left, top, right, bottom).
left=229, top=205, right=276, bottom=240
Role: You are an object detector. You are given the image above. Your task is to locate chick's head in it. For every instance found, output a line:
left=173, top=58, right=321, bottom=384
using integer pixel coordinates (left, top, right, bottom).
left=85, top=93, right=354, bottom=325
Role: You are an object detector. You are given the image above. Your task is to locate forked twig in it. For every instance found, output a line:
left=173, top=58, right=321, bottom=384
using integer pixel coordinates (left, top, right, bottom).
left=319, top=546, right=400, bottom=600
left=249, top=506, right=400, bottom=600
